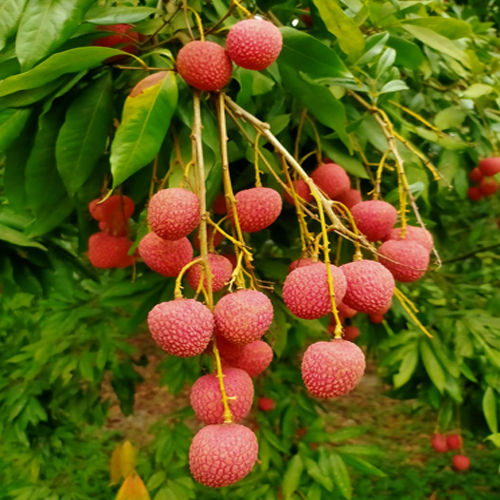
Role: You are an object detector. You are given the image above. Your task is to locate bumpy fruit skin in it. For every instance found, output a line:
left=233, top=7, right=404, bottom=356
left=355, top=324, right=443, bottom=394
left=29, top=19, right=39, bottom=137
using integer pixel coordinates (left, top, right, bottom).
left=288, top=257, right=315, bottom=273
left=148, top=188, right=200, bottom=240
left=342, top=325, right=360, bottom=341
left=479, top=177, right=499, bottom=196
left=478, top=157, right=500, bottom=177
left=89, top=195, right=135, bottom=236
left=186, top=253, right=233, bottom=292
left=301, top=339, right=366, bottom=398
left=88, top=232, right=134, bottom=268
left=337, top=188, right=362, bottom=209
left=284, top=179, right=312, bottom=205
left=283, top=263, right=347, bottom=319
left=189, top=424, right=258, bottom=487
left=138, top=232, right=193, bottom=277
left=351, top=200, right=397, bottom=241
left=226, top=19, right=282, bottom=70
left=229, top=187, right=282, bottom=232
left=469, top=167, right=484, bottom=183
left=467, top=186, right=483, bottom=201
left=311, top=163, right=350, bottom=200
left=215, top=334, right=245, bottom=362
left=232, top=340, right=273, bottom=377
left=177, top=41, right=232, bottom=91
left=190, top=367, right=254, bottom=424
left=386, top=225, right=434, bottom=252
left=379, top=240, right=429, bottom=283
left=447, top=434, right=463, bottom=451
left=147, top=299, right=214, bottom=357
left=212, top=193, right=227, bottom=214
left=129, top=71, right=167, bottom=97
left=214, top=290, right=273, bottom=344
left=341, top=260, right=394, bottom=314
left=338, top=302, right=357, bottom=319
left=452, top=455, right=470, bottom=471
left=258, top=397, right=275, bottom=411
left=431, top=434, right=448, bottom=453
left=92, top=24, right=139, bottom=54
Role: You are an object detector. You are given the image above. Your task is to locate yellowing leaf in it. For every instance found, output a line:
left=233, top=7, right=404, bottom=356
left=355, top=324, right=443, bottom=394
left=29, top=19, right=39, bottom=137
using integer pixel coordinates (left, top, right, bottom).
left=116, top=473, right=150, bottom=500
left=120, top=440, right=137, bottom=478
left=110, top=443, right=122, bottom=485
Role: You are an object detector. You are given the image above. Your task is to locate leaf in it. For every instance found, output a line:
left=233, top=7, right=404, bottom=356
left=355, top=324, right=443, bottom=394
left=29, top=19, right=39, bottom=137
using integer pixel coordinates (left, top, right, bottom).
left=403, top=17, right=473, bottom=39
left=0, top=223, right=46, bottom=250
left=379, top=80, right=409, bottom=95
left=110, top=443, right=123, bottom=485
left=482, top=387, right=498, bottom=434
left=322, top=143, right=369, bottom=178
left=486, top=433, right=500, bottom=448
left=55, top=72, right=113, bottom=196
left=305, top=458, right=333, bottom=492
left=420, top=341, right=445, bottom=393
left=85, top=5, right=157, bottom=24
left=327, top=426, right=367, bottom=443
left=312, top=0, right=364, bottom=59
left=16, top=0, right=95, bottom=69
left=116, top=473, right=150, bottom=500
left=393, top=348, right=419, bottom=388
left=0, top=47, right=125, bottom=97
left=110, top=72, right=178, bottom=188
left=341, top=455, right=386, bottom=477
left=462, top=83, right=495, bottom=99
left=120, top=441, right=137, bottom=478
left=387, top=36, right=424, bottom=70
left=0, top=0, right=27, bottom=51
left=434, top=107, right=466, bottom=130
left=376, top=48, right=396, bottom=78
left=282, top=454, right=303, bottom=499
left=0, top=108, right=31, bottom=153
left=329, top=453, right=352, bottom=500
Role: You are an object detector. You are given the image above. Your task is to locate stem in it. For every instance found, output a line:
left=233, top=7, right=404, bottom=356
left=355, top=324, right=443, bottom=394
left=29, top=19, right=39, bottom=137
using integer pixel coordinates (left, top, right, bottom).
left=232, top=0, right=253, bottom=17
left=394, top=288, right=432, bottom=338
left=294, top=108, right=307, bottom=161
left=212, top=337, right=233, bottom=423
left=174, top=257, right=202, bottom=299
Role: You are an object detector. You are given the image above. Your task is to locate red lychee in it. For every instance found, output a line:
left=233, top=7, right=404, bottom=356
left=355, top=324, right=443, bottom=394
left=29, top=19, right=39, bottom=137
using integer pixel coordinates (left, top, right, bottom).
left=88, top=194, right=135, bottom=236
left=431, top=434, right=448, bottom=453
left=311, top=163, right=350, bottom=200
left=148, top=188, right=200, bottom=240
left=138, top=232, right=193, bottom=277
left=386, top=225, right=434, bottom=252
left=229, top=187, right=282, bottom=233
left=189, top=423, right=258, bottom=487
left=369, top=312, right=385, bottom=324
left=288, top=257, right=315, bottom=273
left=283, top=263, right=347, bottom=319
left=212, top=193, right=227, bottom=214
left=284, top=179, right=312, bottom=206
left=452, top=455, right=470, bottom=471
left=147, top=299, right=214, bottom=357
left=378, top=240, right=429, bottom=283
left=340, top=260, right=394, bottom=314
left=338, top=302, right=357, bottom=319
left=129, top=71, right=167, bottom=97
left=215, top=334, right=245, bottom=362
left=479, top=177, right=498, bottom=196
left=214, top=290, right=273, bottom=344
left=467, top=186, right=483, bottom=201
left=342, top=325, right=360, bottom=341
left=258, top=397, right=275, bottom=412
left=469, top=167, right=483, bottom=183
left=337, top=188, right=362, bottom=209
left=351, top=200, right=397, bottom=241
left=186, top=253, right=233, bottom=292
left=447, top=434, right=463, bottom=451
left=92, top=24, right=139, bottom=55
left=478, top=157, right=500, bottom=177
left=232, top=340, right=273, bottom=377
left=226, top=19, right=282, bottom=70
left=177, top=40, right=232, bottom=91
left=88, top=232, right=134, bottom=268
left=301, top=339, right=366, bottom=398
left=190, top=367, right=254, bottom=424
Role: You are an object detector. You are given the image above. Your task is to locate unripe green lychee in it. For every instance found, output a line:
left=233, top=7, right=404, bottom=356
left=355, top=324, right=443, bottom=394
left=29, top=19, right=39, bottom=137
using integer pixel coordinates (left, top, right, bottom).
left=311, top=163, right=350, bottom=199
left=232, top=340, right=273, bottom=377
left=351, top=200, right=397, bottom=241
left=186, top=253, right=233, bottom=292
left=378, top=240, right=429, bottom=283
left=88, top=232, right=134, bottom=268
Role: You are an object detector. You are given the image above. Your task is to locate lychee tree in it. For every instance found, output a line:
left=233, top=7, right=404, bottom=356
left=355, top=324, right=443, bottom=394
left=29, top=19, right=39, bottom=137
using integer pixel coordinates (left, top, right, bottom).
left=0, top=0, right=499, bottom=499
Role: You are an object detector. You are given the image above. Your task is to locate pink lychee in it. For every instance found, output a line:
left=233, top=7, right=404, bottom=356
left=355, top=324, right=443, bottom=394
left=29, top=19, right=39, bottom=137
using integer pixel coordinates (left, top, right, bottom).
left=186, top=253, right=233, bottom=292
left=284, top=179, right=312, bottom=206
left=351, top=200, right=397, bottom=241
left=232, top=340, right=273, bottom=377
left=88, top=232, right=134, bottom=268
left=311, top=163, right=350, bottom=200
left=452, top=455, right=470, bottom=472
left=338, top=302, right=357, bottom=319
left=386, top=225, right=434, bottom=252
left=288, top=257, right=315, bottom=273
left=478, top=157, right=500, bottom=177
left=431, top=434, right=448, bottom=453
left=215, top=334, right=245, bottom=362
left=337, top=188, right=362, bottom=209
left=342, top=325, right=360, bottom=341
left=378, top=240, right=429, bottom=283
left=258, top=397, right=275, bottom=411
left=469, top=167, right=483, bottom=183
left=447, top=434, right=463, bottom=451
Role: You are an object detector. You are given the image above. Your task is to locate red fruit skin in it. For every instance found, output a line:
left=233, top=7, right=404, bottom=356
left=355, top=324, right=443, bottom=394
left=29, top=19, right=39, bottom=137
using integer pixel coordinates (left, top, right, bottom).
left=311, top=163, right=350, bottom=200
left=378, top=240, right=429, bottom=283
left=147, top=299, right=214, bottom=357
left=92, top=24, right=139, bottom=55
left=369, top=312, right=385, bottom=324
left=189, top=424, right=258, bottom=488
left=138, top=232, right=193, bottom=277
left=479, top=177, right=499, bottom=196
left=283, top=263, right=347, bottom=319
left=431, top=434, right=448, bottom=453
left=193, top=227, right=223, bottom=250
left=226, top=19, right=282, bottom=70
left=88, top=232, right=134, bottom=268
left=258, top=397, right=275, bottom=411
left=337, top=188, right=362, bottom=209
left=177, top=41, right=233, bottom=91
left=452, top=455, right=470, bottom=471
left=186, top=253, right=233, bottom=292
left=301, top=339, right=366, bottom=398
left=214, top=290, right=273, bottom=345
left=386, top=225, right=434, bottom=252
left=343, top=325, right=360, bottom=341
left=341, top=260, right=394, bottom=314
left=447, top=434, right=463, bottom=451
left=215, top=334, right=245, bottom=362
left=129, top=72, right=167, bottom=97
left=232, top=340, right=273, bottom=377
left=88, top=195, right=135, bottom=236
left=467, top=186, right=483, bottom=201
left=478, top=157, right=500, bottom=177
left=469, top=167, right=484, bottom=183
left=190, top=367, right=254, bottom=424
left=284, top=179, right=312, bottom=205
left=229, top=187, right=282, bottom=233
left=148, top=188, right=200, bottom=240
left=212, top=193, right=227, bottom=214
left=338, top=302, right=357, bottom=319
left=351, top=200, right=397, bottom=241
left=288, top=257, right=315, bottom=273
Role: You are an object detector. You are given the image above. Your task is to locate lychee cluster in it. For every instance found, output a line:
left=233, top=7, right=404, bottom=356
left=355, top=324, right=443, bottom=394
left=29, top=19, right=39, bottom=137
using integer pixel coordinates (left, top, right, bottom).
left=467, top=157, right=500, bottom=201
left=430, top=433, right=469, bottom=472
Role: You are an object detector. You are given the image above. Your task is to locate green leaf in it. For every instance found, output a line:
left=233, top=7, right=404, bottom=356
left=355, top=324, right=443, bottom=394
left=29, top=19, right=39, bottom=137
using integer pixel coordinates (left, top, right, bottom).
left=387, top=36, right=424, bottom=70
left=327, top=426, right=367, bottom=443
left=0, top=47, right=125, bottom=97
left=379, top=80, right=409, bottom=95
left=282, top=454, right=303, bottom=499
left=322, top=143, right=368, bottom=178
left=111, top=72, right=178, bottom=188
left=84, top=5, right=157, bottom=24
left=420, top=341, right=446, bottom=393
left=16, top=0, right=95, bottom=69
left=376, top=48, right=396, bottom=78
left=482, top=387, right=498, bottom=434
left=393, top=348, right=419, bottom=388
left=0, top=0, right=27, bottom=51
left=0, top=222, right=46, bottom=250
left=55, top=72, right=113, bottom=196
left=278, top=27, right=350, bottom=80
left=312, top=0, right=364, bottom=59
left=485, top=433, right=500, bottom=448
left=434, top=106, right=466, bottom=130
left=305, top=458, right=333, bottom=492
left=329, top=454, right=352, bottom=500
left=403, top=17, right=473, bottom=39
left=0, top=108, right=31, bottom=153
left=341, top=455, right=386, bottom=477
left=462, top=83, right=495, bottom=99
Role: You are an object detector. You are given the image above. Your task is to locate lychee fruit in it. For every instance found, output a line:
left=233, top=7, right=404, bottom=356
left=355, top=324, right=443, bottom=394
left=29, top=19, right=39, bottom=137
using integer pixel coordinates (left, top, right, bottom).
left=226, top=19, right=282, bottom=70
left=311, top=163, right=350, bottom=200
left=88, top=232, right=134, bottom=268
left=467, top=186, right=483, bottom=201
left=452, top=455, right=470, bottom=471
left=92, top=24, right=139, bottom=55
left=431, top=434, right=448, bottom=453
left=215, top=334, right=245, bottom=362
left=283, top=263, right=347, bottom=319
left=138, top=232, right=193, bottom=277
left=190, top=367, right=254, bottom=424
left=338, top=302, right=357, bottom=319
left=340, top=260, right=394, bottom=314
left=469, top=167, right=483, bottom=183
left=386, top=225, right=434, bottom=252
left=369, top=312, right=386, bottom=324
left=89, top=194, right=135, bottom=235
left=129, top=71, right=167, bottom=97
left=447, top=434, right=463, bottom=451
left=288, top=257, right=315, bottom=273
left=342, top=325, right=360, bottom=341
left=378, top=240, right=429, bottom=283
left=337, top=188, right=362, bottom=209
left=478, top=157, right=500, bottom=177
left=148, top=188, right=200, bottom=240
left=186, top=253, right=233, bottom=292
left=284, top=179, right=312, bottom=206
left=177, top=40, right=232, bottom=91
left=232, top=340, right=273, bottom=377
left=229, top=187, right=282, bottom=233
left=479, top=177, right=498, bottom=196
left=212, top=193, right=227, bottom=214
left=301, top=339, right=366, bottom=398
left=214, top=290, right=273, bottom=344
left=351, top=200, right=397, bottom=241
left=189, top=423, right=258, bottom=487
left=147, top=299, right=214, bottom=357
left=258, top=397, right=275, bottom=412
